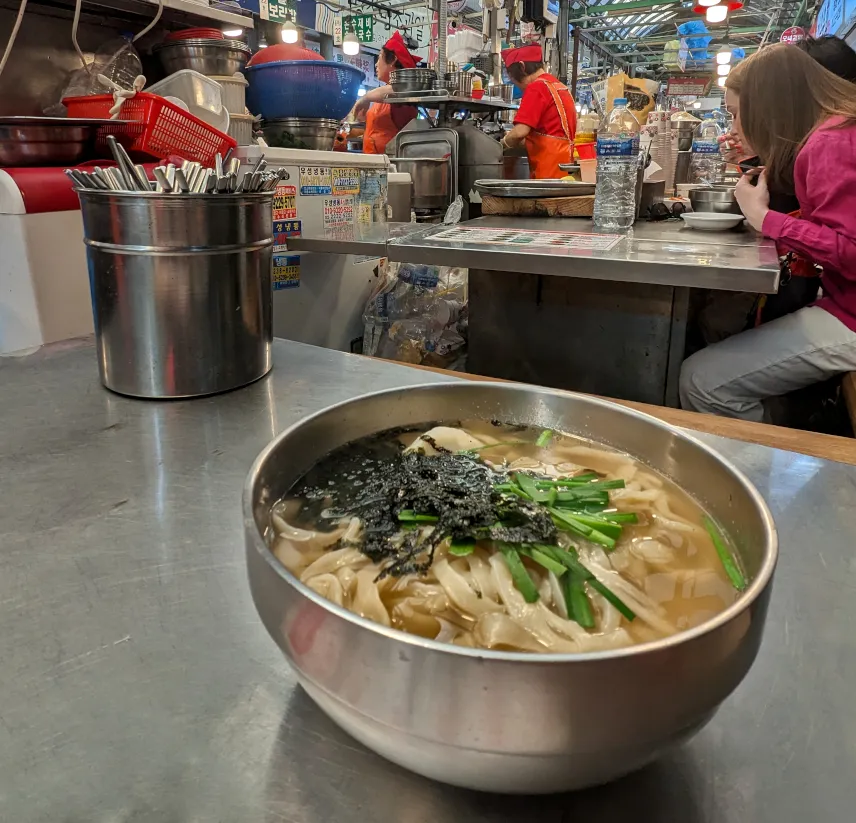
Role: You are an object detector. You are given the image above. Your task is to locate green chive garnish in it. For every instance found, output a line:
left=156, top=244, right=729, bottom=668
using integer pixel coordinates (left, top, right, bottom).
left=567, top=574, right=595, bottom=628
left=703, top=516, right=746, bottom=591
left=499, top=544, right=540, bottom=603
left=397, top=510, right=439, bottom=523
left=536, top=430, right=554, bottom=448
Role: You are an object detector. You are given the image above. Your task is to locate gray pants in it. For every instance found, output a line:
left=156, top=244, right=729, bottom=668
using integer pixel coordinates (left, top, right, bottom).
left=680, top=306, right=856, bottom=422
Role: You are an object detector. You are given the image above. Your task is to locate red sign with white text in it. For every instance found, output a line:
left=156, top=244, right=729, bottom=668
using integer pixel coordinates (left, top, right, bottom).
left=780, top=26, right=807, bottom=43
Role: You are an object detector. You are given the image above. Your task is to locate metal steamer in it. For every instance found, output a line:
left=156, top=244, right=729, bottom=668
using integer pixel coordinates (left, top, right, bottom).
left=389, top=113, right=505, bottom=221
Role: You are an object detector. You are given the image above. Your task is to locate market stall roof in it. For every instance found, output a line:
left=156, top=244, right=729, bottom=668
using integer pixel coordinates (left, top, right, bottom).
left=570, top=0, right=807, bottom=70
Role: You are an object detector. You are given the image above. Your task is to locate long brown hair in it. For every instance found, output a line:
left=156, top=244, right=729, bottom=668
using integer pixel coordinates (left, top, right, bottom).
left=726, top=43, right=856, bottom=193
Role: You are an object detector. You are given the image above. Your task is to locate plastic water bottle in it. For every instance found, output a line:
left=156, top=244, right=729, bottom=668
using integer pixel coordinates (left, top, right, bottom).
left=592, top=98, right=640, bottom=231
left=690, top=114, right=726, bottom=185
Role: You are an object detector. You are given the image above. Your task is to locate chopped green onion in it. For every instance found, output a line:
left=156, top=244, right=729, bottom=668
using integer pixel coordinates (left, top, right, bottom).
left=549, top=507, right=616, bottom=550
left=600, top=511, right=639, bottom=524
left=499, top=544, right=540, bottom=603
left=533, top=544, right=636, bottom=622
left=533, top=473, right=604, bottom=488
left=526, top=546, right=567, bottom=577
left=448, top=538, right=476, bottom=556
left=561, top=513, right=623, bottom=540
left=567, top=574, right=595, bottom=628
left=536, top=429, right=554, bottom=448
left=494, top=482, right=531, bottom=500
left=514, top=472, right=552, bottom=503
left=703, top=516, right=746, bottom=591
left=588, top=578, right=636, bottom=621
left=397, top=510, right=439, bottom=523
left=555, top=490, right=610, bottom=506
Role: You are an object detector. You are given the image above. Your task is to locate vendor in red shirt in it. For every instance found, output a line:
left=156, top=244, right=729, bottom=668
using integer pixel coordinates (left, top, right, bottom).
left=500, top=44, right=577, bottom=179
left=354, top=32, right=419, bottom=155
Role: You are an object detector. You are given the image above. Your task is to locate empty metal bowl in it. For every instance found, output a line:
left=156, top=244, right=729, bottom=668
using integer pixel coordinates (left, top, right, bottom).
left=153, top=38, right=251, bottom=77
left=244, top=382, right=778, bottom=794
left=690, top=185, right=742, bottom=215
left=389, top=68, right=436, bottom=94
left=261, top=117, right=339, bottom=151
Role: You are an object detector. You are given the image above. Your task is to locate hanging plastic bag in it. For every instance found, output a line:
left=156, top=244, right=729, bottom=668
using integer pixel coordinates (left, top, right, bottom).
left=46, top=36, right=143, bottom=114
left=362, top=261, right=468, bottom=370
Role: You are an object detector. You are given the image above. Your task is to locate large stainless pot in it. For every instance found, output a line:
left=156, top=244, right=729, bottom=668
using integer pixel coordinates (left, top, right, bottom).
left=153, top=39, right=251, bottom=76
left=390, top=156, right=449, bottom=210
left=78, top=189, right=273, bottom=399
left=261, top=117, right=339, bottom=151
left=244, top=383, right=778, bottom=794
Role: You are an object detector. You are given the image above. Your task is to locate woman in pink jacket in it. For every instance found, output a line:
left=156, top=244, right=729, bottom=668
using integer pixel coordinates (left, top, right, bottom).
left=680, top=44, right=856, bottom=421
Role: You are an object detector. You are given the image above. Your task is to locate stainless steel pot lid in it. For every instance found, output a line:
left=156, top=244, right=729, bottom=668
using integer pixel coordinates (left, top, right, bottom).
left=474, top=179, right=596, bottom=198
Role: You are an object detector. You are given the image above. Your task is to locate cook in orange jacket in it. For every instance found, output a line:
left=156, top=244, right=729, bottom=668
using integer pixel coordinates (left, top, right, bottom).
left=500, top=44, right=577, bottom=179
left=354, top=32, right=420, bottom=155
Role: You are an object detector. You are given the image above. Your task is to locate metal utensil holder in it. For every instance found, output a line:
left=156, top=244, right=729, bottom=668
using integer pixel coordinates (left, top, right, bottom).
left=77, top=189, right=274, bottom=399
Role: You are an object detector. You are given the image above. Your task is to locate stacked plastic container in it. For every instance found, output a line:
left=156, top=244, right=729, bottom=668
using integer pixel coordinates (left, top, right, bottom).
left=211, top=74, right=253, bottom=145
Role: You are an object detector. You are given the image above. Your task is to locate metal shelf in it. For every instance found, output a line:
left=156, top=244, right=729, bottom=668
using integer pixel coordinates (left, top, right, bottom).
left=387, top=92, right=517, bottom=113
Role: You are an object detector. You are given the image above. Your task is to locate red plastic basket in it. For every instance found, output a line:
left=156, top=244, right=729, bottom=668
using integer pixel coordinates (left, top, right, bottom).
left=63, top=93, right=236, bottom=166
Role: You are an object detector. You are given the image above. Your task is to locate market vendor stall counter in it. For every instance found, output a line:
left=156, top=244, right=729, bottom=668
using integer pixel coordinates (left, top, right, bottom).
left=289, top=217, right=780, bottom=406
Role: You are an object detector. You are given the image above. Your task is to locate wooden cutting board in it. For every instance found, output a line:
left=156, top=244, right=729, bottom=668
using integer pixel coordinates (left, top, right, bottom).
left=480, top=194, right=595, bottom=218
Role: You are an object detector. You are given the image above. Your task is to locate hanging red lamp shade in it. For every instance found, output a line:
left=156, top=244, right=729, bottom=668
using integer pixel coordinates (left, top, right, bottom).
left=693, top=0, right=743, bottom=13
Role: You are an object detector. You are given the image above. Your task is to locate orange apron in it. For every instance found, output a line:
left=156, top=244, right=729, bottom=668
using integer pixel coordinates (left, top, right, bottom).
left=364, top=102, right=398, bottom=154
left=524, top=77, right=574, bottom=179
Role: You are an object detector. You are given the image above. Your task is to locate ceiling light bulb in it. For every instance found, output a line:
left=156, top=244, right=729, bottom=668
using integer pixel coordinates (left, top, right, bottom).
left=717, top=63, right=730, bottom=76
left=706, top=4, right=728, bottom=22
left=343, top=31, right=360, bottom=55
left=692, top=101, right=702, bottom=109
left=281, top=20, right=298, bottom=43
left=716, top=47, right=732, bottom=64
left=718, top=76, right=727, bottom=87
left=223, top=28, right=243, bottom=37
left=342, top=31, right=360, bottom=55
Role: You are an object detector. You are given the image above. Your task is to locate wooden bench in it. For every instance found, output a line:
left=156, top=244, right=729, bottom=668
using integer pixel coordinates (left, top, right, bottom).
left=843, top=373, right=856, bottom=435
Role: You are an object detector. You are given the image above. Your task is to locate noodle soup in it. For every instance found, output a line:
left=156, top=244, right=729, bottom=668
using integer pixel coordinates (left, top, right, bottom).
left=269, top=421, right=744, bottom=654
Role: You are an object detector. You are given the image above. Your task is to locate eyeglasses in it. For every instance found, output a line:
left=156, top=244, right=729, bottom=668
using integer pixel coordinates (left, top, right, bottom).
left=647, top=201, right=687, bottom=221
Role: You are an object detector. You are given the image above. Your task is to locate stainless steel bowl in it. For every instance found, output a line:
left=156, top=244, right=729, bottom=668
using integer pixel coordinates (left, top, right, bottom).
left=390, top=68, right=437, bottom=94
left=443, top=70, right=474, bottom=96
left=261, top=117, right=339, bottom=151
left=690, top=185, right=742, bottom=215
left=0, top=117, right=103, bottom=166
left=153, top=38, right=251, bottom=77
left=244, top=383, right=778, bottom=794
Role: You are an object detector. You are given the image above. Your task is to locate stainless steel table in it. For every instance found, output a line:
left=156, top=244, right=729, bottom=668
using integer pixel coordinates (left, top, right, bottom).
left=289, top=217, right=780, bottom=293
left=288, top=217, right=780, bottom=406
left=4, top=337, right=852, bottom=822
left=390, top=217, right=781, bottom=294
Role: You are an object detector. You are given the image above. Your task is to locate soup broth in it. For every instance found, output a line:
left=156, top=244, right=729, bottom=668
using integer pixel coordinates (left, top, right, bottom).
left=269, top=421, right=744, bottom=653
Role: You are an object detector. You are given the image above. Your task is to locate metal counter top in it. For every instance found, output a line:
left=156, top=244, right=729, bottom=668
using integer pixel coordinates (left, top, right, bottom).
left=288, top=216, right=781, bottom=293
left=3, top=338, right=854, bottom=821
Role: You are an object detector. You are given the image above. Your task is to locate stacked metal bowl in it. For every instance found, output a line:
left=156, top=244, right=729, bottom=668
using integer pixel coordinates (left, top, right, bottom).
left=154, top=39, right=252, bottom=76
left=389, top=68, right=436, bottom=94
left=443, top=70, right=474, bottom=97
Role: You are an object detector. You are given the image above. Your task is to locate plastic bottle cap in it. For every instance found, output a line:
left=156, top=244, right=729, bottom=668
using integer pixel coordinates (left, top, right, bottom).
left=613, top=98, right=627, bottom=106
